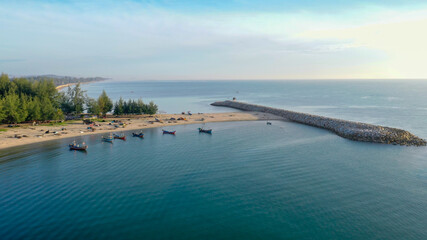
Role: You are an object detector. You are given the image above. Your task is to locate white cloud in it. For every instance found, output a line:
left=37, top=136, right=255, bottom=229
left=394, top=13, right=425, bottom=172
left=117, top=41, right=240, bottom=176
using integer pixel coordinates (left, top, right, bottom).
left=0, top=2, right=426, bottom=79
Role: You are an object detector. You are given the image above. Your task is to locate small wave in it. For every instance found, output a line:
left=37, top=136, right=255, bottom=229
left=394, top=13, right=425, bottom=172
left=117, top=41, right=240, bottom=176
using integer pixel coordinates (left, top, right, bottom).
left=386, top=97, right=400, bottom=101
left=296, top=105, right=338, bottom=109
left=348, top=105, right=402, bottom=109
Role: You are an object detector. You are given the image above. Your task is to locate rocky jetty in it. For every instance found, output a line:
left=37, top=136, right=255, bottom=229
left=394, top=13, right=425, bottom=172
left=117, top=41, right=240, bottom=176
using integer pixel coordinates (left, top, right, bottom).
left=212, top=100, right=426, bottom=146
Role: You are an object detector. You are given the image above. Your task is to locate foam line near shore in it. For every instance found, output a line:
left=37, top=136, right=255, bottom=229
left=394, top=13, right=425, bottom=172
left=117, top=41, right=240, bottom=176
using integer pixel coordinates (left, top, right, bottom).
left=212, top=100, right=426, bottom=146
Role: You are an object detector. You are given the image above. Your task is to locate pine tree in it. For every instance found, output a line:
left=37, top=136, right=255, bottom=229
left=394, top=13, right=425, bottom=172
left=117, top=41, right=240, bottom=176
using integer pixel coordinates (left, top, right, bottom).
left=98, top=90, right=113, bottom=117
left=0, top=73, right=11, bottom=97
left=0, top=98, right=5, bottom=122
left=2, top=91, right=26, bottom=123
left=27, top=97, right=42, bottom=121
left=136, top=99, right=144, bottom=114
left=86, top=98, right=100, bottom=116
left=113, top=97, right=124, bottom=115
left=145, top=101, right=158, bottom=115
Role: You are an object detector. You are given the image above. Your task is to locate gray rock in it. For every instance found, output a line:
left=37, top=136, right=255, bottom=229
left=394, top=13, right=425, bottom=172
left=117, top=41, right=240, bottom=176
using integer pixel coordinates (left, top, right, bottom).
left=211, top=100, right=426, bottom=147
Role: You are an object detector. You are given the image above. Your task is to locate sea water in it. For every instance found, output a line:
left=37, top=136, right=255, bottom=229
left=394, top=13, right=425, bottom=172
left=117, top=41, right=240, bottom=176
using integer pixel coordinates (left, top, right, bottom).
left=1, top=80, right=426, bottom=239
left=82, top=80, right=427, bottom=138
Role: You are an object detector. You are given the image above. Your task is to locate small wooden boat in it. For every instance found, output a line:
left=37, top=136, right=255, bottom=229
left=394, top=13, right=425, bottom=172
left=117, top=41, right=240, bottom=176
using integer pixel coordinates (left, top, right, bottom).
left=113, top=133, right=126, bottom=140
left=102, top=134, right=114, bottom=142
left=162, top=130, right=176, bottom=135
left=198, top=128, right=212, bottom=134
left=69, top=141, right=88, bottom=151
left=267, top=122, right=272, bottom=125
left=132, top=132, right=144, bottom=138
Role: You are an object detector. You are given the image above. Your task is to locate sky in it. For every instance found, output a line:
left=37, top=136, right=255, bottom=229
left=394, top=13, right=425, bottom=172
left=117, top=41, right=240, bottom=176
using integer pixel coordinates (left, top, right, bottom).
left=1, top=0, right=427, bottom=80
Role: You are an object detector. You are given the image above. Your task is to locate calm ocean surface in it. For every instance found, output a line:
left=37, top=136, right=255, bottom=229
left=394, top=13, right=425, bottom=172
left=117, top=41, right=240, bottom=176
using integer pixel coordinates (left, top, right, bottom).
left=1, top=80, right=427, bottom=239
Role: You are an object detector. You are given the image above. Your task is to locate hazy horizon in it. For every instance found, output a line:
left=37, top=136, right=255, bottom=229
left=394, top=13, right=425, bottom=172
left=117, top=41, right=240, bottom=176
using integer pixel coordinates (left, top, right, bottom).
left=1, top=0, right=427, bottom=80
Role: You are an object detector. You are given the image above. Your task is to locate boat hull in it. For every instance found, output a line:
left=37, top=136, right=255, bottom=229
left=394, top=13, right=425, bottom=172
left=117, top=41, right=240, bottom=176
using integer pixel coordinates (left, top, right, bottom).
left=162, top=130, right=176, bottom=135
left=114, top=135, right=126, bottom=140
left=132, top=133, right=144, bottom=138
left=69, top=145, right=87, bottom=151
left=198, top=128, right=212, bottom=134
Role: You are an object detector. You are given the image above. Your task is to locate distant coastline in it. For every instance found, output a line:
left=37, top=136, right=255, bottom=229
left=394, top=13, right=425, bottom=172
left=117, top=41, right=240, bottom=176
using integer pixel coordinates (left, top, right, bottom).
left=55, top=79, right=105, bottom=90
left=10, top=74, right=109, bottom=90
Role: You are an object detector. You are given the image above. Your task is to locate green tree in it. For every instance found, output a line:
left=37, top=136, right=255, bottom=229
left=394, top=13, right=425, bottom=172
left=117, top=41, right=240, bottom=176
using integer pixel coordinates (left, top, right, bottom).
left=113, top=97, right=124, bottom=115
left=0, top=98, right=5, bottom=122
left=70, top=83, right=86, bottom=115
left=97, top=90, right=113, bottom=117
left=32, top=79, right=57, bottom=101
left=145, top=101, right=158, bottom=115
left=53, top=109, right=64, bottom=121
left=27, top=97, right=42, bottom=121
left=0, top=73, right=11, bottom=96
left=86, top=98, right=100, bottom=116
left=2, top=92, right=27, bottom=123
left=0, top=75, right=64, bottom=123
left=136, top=99, right=144, bottom=114
left=58, top=83, right=86, bottom=115
left=58, top=91, right=73, bottom=115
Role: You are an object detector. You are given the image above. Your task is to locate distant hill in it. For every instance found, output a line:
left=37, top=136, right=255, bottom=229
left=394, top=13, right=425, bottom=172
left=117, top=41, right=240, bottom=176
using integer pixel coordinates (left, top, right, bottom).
left=12, top=75, right=108, bottom=86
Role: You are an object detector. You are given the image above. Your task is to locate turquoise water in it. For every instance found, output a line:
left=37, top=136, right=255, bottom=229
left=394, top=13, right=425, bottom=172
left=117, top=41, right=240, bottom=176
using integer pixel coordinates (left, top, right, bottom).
left=1, top=121, right=426, bottom=239
left=1, top=80, right=427, bottom=239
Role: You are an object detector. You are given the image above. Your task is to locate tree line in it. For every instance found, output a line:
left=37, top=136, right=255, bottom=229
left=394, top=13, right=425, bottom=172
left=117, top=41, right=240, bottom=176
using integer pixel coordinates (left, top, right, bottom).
left=0, top=74, right=158, bottom=123
left=113, top=97, right=158, bottom=115
left=22, top=75, right=107, bottom=86
left=60, top=84, right=158, bottom=116
left=0, top=74, right=63, bottom=123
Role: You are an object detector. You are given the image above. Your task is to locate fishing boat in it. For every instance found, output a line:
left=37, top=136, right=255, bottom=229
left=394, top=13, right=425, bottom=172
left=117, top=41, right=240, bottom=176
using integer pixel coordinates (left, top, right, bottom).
left=69, top=141, right=88, bottom=151
left=267, top=122, right=272, bottom=125
left=113, top=133, right=126, bottom=140
left=102, top=133, right=114, bottom=142
left=132, top=132, right=144, bottom=138
left=198, top=128, right=212, bottom=134
left=162, top=130, right=176, bottom=135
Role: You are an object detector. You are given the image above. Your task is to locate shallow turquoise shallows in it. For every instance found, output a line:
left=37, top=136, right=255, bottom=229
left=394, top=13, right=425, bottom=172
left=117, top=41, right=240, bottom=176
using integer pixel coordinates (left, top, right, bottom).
left=1, top=121, right=426, bottom=239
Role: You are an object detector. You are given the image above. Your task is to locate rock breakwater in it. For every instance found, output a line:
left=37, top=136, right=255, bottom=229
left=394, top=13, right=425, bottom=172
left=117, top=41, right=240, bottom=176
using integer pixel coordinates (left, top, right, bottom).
left=212, top=100, right=426, bottom=146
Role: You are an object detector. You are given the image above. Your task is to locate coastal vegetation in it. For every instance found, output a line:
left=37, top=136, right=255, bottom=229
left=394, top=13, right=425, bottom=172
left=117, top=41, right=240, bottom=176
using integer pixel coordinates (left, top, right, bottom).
left=0, top=74, right=63, bottom=123
left=0, top=74, right=158, bottom=124
left=20, top=75, right=107, bottom=87
left=113, top=97, right=158, bottom=115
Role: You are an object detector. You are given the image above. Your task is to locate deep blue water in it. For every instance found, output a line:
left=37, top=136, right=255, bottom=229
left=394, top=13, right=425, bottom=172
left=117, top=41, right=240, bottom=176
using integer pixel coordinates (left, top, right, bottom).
left=1, top=80, right=426, bottom=239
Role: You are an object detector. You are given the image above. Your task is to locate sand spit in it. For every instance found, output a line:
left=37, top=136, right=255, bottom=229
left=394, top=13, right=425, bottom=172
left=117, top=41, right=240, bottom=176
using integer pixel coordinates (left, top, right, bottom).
left=0, top=112, right=282, bottom=150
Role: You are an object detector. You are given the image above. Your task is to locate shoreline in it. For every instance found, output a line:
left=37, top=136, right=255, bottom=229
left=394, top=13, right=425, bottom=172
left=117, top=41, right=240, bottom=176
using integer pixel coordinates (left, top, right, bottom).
left=56, top=83, right=75, bottom=90
left=55, top=80, right=105, bottom=90
left=0, top=112, right=282, bottom=151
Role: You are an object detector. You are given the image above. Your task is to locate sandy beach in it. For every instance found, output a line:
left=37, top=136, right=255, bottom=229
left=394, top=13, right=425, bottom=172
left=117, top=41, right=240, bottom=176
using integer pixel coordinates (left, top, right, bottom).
left=0, top=112, right=283, bottom=150
left=55, top=83, right=76, bottom=90
left=56, top=80, right=104, bottom=90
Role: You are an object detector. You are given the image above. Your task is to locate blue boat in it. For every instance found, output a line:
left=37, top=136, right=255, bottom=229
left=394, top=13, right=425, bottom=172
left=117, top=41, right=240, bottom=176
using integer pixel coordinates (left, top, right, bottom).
left=198, top=128, right=212, bottom=134
left=69, top=141, right=88, bottom=151
left=162, top=130, right=176, bottom=135
left=102, top=133, right=114, bottom=143
left=132, top=132, right=144, bottom=138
